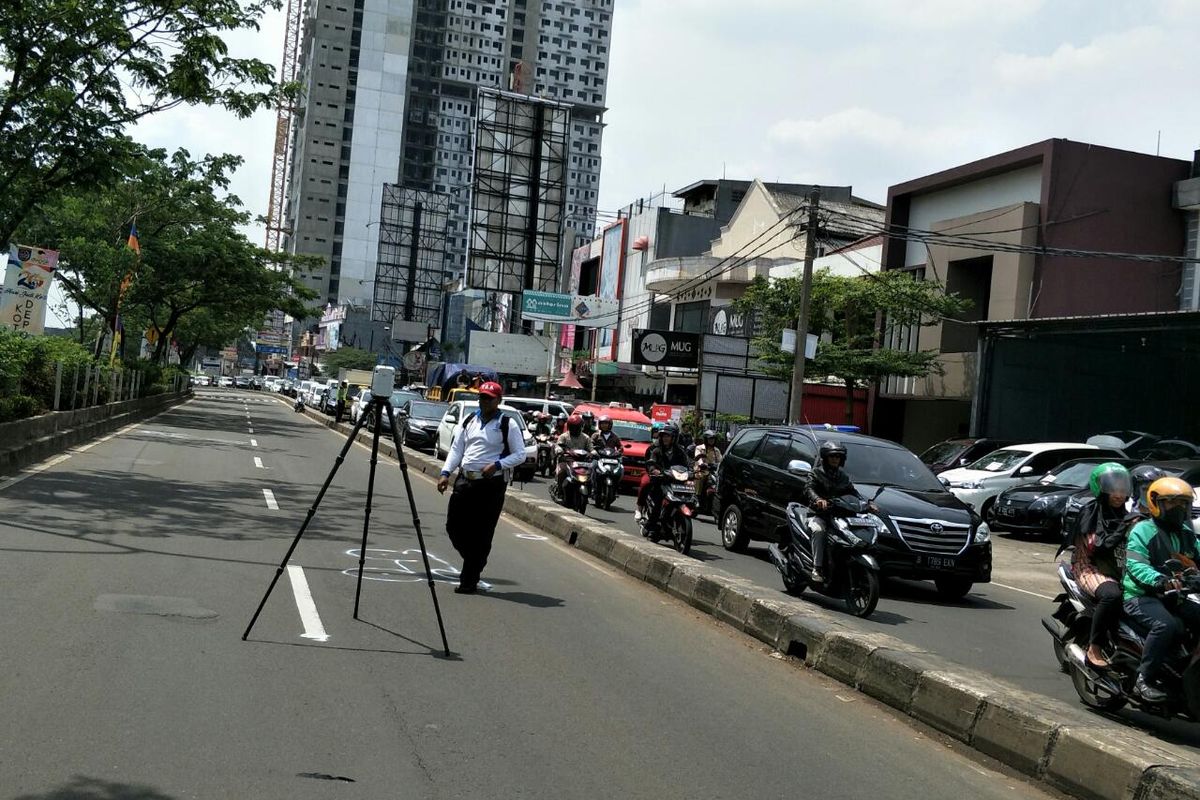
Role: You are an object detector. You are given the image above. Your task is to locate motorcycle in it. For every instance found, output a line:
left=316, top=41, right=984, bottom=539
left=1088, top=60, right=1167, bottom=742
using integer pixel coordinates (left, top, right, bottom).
left=693, top=446, right=718, bottom=517
left=293, top=396, right=305, bottom=412
left=768, top=461, right=883, bottom=618
left=535, top=433, right=554, bottom=477
left=1042, top=558, right=1200, bottom=718
left=591, top=447, right=623, bottom=510
left=549, top=448, right=592, bottom=514
left=641, top=465, right=696, bottom=555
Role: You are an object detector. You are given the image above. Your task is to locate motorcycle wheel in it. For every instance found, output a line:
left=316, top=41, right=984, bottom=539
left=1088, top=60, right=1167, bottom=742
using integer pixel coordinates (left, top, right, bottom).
left=575, top=488, right=588, bottom=515
left=671, top=516, right=692, bottom=556
left=1069, top=664, right=1127, bottom=712
left=843, top=561, right=880, bottom=618
left=782, top=564, right=807, bottom=595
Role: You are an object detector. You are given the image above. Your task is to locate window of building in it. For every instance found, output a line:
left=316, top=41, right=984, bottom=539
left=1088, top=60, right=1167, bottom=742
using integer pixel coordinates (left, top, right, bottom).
left=674, top=300, right=708, bottom=334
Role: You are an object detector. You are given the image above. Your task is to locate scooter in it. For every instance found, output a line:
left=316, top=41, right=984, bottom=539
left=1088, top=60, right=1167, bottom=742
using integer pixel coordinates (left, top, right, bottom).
left=293, top=396, right=305, bottom=412
left=693, top=447, right=717, bottom=517
left=768, top=461, right=883, bottom=618
left=549, top=449, right=592, bottom=515
left=641, top=465, right=696, bottom=555
left=1042, top=558, right=1200, bottom=718
left=535, top=433, right=554, bottom=477
left=591, top=447, right=623, bottom=510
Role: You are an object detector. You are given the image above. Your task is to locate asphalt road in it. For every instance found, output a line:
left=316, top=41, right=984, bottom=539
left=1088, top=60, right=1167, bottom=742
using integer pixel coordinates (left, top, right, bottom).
left=502, top=436, right=1200, bottom=753
left=0, top=390, right=1058, bottom=799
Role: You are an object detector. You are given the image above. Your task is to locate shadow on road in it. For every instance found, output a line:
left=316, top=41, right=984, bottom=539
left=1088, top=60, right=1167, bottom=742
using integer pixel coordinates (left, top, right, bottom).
left=14, top=776, right=177, bottom=800
left=483, top=590, right=565, bottom=608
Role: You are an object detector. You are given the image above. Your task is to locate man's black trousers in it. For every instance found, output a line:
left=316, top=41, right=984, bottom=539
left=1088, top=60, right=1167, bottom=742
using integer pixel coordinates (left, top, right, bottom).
left=446, top=474, right=508, bottom=588
left=1124, top=594, right=1200, bottom=681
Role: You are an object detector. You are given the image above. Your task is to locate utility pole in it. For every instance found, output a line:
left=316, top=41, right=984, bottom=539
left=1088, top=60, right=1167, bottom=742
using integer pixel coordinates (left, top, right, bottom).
left=787, top=189, right=821, bottom=425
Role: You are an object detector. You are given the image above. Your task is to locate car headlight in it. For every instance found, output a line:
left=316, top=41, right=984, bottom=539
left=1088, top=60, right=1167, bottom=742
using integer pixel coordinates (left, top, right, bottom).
left=952, top=480, right=983, bottom=490
left=974, top=522, right=991, bottom=543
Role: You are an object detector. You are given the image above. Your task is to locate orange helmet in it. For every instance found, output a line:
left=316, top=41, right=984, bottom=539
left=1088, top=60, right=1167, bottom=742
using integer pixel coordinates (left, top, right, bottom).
left=1147, top=477, right=1194, bottom=519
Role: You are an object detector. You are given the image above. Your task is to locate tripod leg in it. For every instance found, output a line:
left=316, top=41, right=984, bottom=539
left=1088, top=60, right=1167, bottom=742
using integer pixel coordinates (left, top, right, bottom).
left=243, top=410, right=372, bottom=640
left=353, top=399, right=385, bottom=619
left=385, top=402, right=451, bottom=656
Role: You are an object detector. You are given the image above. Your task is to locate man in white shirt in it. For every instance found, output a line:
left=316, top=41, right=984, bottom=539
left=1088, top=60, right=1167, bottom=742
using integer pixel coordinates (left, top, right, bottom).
left=436, top=381, right=527, bottom=593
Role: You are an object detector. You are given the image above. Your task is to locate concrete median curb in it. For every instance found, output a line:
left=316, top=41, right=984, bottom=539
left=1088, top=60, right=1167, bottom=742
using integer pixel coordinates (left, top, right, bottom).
left=303, top=406, right=1200, bottom=800
left=0, top=392, right=189, bottom=477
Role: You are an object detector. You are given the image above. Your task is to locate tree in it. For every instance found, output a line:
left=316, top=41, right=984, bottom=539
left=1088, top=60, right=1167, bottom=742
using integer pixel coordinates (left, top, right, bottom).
left=0, top=0, right=282, bottom=243
left=320, top=347, right=380, bottom=373
left=17, top=144, right=318, bottom=363
left=734, top=270, right=971, bottom=424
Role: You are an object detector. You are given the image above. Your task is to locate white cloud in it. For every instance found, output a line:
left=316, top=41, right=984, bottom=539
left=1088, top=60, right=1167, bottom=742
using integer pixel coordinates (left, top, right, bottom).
left=993, top=26, right=1167, bottom=84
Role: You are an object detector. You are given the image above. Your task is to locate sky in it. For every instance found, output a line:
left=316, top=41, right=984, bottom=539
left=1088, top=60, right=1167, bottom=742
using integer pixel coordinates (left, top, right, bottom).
left=45, top=0, right=1200, bottom=324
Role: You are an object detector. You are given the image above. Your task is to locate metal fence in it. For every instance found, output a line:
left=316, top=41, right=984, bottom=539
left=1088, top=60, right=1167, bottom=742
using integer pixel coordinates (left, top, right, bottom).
left=49, top=363, right=188, bottom=412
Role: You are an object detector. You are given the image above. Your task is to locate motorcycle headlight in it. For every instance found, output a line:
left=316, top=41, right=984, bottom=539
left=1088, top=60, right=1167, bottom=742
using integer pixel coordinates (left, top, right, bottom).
left=974, top=522, right=991, bottom=544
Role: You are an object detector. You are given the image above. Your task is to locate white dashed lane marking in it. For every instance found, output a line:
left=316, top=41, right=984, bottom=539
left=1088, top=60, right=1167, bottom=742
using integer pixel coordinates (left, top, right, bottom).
left=254, top=457, right=265, bottom=469
left=262, top=489, right=278, bottom=510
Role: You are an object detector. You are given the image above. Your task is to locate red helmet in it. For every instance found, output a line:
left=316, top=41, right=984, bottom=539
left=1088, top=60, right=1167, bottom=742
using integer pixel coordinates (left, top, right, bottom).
left=567, top=413, right=583, bottom=427
left=478, top=381, right=503, bottom=398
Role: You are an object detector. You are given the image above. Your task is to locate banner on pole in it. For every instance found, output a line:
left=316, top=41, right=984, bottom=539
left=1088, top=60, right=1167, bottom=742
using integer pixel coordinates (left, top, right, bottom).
left=2, top=244, right=58, bottom=335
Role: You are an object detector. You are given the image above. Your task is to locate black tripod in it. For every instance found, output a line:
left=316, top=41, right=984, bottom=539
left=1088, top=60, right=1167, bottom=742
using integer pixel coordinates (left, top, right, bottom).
left=242, top=397, right=450, bottom=656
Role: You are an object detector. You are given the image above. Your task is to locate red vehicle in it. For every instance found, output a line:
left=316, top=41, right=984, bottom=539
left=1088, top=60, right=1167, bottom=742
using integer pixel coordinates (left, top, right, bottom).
left=571, top=402, right=653, bottom=489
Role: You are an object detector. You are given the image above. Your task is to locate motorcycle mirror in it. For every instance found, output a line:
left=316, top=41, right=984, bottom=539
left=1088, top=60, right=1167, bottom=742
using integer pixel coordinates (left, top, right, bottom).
left=786, top=459, right=813, bottom=476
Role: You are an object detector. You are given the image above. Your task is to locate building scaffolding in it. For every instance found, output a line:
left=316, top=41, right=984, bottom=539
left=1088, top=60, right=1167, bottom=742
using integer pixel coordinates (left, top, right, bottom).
left=466, top=88, right=570, bottom=300
left=264, top=0, right=303, bottom=252
left=372, top=185, right=452, bottom=329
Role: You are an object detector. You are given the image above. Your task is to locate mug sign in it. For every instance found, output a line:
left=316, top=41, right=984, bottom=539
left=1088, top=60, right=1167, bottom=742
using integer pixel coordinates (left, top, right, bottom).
left=632, top=329, right=700, bottom=368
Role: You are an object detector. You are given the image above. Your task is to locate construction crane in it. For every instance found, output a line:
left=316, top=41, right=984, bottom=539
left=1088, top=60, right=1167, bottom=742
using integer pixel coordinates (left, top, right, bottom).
left=264, top=0, right=304, bottom=252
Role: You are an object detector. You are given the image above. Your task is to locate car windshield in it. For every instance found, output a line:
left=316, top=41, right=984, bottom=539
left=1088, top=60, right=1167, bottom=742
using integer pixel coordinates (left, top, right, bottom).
left=966, top=448, right=1032, bottom=473
left=842, top=441, right=946, bottom=492
left=390, top=391, right=420, bottom=406
left=611, top=421, right=652, bottom=443
left=359, top=391, right=372, bottom=403
left=920, top=441, right=966, bottom=465
left=409, top=401, right=446, bottom=419
left=1039, top=460, right=1102, bottom=487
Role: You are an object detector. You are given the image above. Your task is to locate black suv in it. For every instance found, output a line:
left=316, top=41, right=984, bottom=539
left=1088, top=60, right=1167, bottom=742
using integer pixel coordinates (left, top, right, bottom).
left=714, top=426, right=991, bottom=599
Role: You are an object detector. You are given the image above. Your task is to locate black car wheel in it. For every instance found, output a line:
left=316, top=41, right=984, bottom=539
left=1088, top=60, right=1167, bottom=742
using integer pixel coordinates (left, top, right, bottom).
left=934, top=576, right=974, bottom=600
left=721, top=504, right=749, bottom=552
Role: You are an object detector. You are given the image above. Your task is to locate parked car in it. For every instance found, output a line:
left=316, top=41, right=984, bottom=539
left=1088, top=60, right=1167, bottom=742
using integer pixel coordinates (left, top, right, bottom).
left=987, top=457, right=1141, bottom=538
left=372, top=390, right=424, bottom=432
left=1137, top=439, right=1200, bottom=460
left=938, top=443, right=1125, bottom=516
left=919, top=438, right=1020, bottom=473
left=398, top=400, right=449, bottom=451
left=218, top=376, right=234, bottom=387
left=435, top=400, right=537, bottom=482
left=570, top=402, right=653, bottom=489
left=713, top=426, right=990, bottom=599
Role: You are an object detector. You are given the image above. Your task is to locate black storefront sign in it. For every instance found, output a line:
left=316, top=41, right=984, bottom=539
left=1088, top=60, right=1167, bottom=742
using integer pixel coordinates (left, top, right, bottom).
left=632, top=329, right=701, bottom=368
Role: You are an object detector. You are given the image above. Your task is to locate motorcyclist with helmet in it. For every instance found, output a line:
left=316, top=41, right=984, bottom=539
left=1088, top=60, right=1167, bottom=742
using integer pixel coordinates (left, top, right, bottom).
left=801, top=440, right=871, bottom=583
left=1131, top=465, right=1169, bottom=516
left=591, top=415, right=622, bottom=451
left=579, top=410, right=596, bottom=437
left=555, top=413, right=594, bottom=491
left=554, top=412, right=569, bottom=436
left=1123, top=477, right=1200, bottom=702
left=636, top=425, right=693, bottom=526
left=1065, top=463, right=1134, bottom=668
left=533, top=412, right=555, bottom=438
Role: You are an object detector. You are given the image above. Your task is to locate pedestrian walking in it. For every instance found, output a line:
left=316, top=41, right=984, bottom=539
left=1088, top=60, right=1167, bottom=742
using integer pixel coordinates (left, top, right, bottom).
left=437, top=381, right=526, bottom=593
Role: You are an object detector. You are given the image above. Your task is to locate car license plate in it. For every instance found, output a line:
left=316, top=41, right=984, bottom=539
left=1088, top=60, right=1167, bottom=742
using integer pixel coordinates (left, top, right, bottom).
left=999, top=506, right=1015, bottom=517
left=918, top=554, right=958, bottom=569
left=848, top=516, right=874, bottom=526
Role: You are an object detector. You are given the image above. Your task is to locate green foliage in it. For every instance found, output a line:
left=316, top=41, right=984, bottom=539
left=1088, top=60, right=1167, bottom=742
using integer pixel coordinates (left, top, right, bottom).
left=733, top=270, right=972, bottom=422
left=0, top=0, right=284, bottom=242
left=0, top=328, right=92, bottom=412
left=17, top=144, right=318, bottom=364
left=320, top=347, right=379, bottom=373
left=0, top=394, right=40, bottom=423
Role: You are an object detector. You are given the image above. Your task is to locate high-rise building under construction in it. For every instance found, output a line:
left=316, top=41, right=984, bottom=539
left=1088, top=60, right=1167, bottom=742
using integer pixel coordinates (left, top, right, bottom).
left=278, top=0, right=614, bottom=312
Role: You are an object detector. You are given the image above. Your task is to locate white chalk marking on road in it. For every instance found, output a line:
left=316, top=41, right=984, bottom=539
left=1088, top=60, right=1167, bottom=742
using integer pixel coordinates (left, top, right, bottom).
left=250, top=438, right=258, bottom=447
left=515, top=533, right=549, bottom=541
left=262, top=488, right=279, bottom=510
left=254, top=457, right=265, bottom=469
left=248, top=427, right=254, bottom=434
left=0, top=453, right=72, bottom=492
left=990, top=582, right=1054, bottom=601
left=286, top=565, right=329, bottom=642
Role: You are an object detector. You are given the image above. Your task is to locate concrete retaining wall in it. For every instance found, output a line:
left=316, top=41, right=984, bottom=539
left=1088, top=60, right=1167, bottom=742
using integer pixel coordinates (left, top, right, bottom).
left=302, top=406, right=1200, bottom=800
left=0, top=392, right=189, bottom=476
